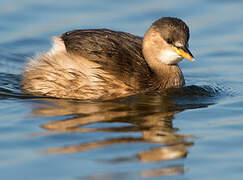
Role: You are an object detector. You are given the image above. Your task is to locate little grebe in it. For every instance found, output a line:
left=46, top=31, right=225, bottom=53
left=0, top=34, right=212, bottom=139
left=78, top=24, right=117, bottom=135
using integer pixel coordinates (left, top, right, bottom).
left=21, top=17, right=194, bottom=100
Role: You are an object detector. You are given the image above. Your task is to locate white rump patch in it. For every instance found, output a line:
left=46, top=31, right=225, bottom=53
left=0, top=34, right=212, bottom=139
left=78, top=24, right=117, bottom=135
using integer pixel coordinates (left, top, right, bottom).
left=48, top=36, right=66, bottom=55
left=157, top=49, right=183, bottom=65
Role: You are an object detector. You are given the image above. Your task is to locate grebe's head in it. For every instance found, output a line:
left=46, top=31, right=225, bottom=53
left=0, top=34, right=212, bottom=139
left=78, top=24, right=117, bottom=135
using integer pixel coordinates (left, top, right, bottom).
left=142, top=17, right=194, bottom=65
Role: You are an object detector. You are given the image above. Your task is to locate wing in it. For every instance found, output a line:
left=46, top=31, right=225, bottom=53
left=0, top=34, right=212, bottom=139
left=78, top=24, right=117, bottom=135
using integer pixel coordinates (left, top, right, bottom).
left=60, top=29, right=154, bottom=90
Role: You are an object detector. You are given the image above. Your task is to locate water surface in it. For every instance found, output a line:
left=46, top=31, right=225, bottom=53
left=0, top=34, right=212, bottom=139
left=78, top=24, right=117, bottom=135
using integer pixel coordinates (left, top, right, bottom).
left=1, top=0, right=243, bottom=180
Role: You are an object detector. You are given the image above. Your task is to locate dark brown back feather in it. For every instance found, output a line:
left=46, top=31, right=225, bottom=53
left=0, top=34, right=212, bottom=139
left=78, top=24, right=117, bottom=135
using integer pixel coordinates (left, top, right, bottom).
left=61, top=29, right=154, bottom=90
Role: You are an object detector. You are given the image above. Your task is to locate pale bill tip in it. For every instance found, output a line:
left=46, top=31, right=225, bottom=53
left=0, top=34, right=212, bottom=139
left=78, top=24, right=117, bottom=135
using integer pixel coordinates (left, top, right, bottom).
left=190, top=57, right=195, bottom=61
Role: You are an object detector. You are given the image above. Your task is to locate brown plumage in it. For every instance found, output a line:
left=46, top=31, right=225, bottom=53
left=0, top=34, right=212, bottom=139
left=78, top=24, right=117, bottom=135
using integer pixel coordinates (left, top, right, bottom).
left=21, top=17, right=194, bottom=100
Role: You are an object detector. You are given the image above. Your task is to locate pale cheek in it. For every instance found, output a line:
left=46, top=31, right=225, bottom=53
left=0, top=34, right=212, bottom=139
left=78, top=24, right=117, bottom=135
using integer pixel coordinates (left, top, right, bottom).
left=157, top=50, right=183, bottom=65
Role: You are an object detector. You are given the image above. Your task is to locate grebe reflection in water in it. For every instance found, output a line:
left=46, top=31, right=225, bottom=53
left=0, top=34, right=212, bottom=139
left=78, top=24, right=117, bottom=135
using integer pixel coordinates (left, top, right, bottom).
left=21, top=17, right=194, bottom=100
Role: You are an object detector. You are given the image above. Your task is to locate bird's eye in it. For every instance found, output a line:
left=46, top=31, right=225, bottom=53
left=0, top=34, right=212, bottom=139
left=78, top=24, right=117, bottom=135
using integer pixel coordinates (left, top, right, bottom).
left=166, top=38, right=173, bottom=44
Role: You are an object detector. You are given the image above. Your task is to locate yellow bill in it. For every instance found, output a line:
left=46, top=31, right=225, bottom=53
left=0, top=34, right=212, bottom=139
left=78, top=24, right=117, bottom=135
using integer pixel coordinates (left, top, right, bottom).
left=174, top=46, right=195, bottom=61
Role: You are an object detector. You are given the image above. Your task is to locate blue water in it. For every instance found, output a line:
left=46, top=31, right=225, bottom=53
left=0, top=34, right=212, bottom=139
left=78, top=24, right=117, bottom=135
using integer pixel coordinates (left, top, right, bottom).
left=1, top=0, right=243, bottom=179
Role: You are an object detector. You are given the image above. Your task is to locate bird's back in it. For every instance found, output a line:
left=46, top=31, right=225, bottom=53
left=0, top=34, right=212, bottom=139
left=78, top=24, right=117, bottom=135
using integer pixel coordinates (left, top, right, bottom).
left=22, top=29, right=155, bottom=100
left=61, top=29, right=154, bottom=89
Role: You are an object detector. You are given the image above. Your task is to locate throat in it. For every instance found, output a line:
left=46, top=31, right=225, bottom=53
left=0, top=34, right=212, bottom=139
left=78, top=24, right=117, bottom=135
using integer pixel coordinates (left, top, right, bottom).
left=151, top=63, right=185, bottom=89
